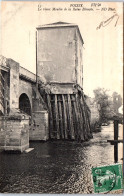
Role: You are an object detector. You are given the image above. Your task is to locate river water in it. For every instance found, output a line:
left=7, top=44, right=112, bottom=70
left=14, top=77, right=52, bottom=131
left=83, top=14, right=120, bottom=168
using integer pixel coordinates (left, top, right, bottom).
left=0, top=122, right=123, bottom=193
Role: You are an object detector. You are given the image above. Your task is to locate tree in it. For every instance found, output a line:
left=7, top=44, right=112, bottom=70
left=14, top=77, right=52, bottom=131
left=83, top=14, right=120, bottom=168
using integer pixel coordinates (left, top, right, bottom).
left=93, top=88, right=114, bottom=123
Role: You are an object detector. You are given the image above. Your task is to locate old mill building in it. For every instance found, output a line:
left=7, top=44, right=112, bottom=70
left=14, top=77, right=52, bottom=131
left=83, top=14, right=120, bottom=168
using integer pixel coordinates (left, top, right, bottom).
left=0, top=22, right=92, bottom=152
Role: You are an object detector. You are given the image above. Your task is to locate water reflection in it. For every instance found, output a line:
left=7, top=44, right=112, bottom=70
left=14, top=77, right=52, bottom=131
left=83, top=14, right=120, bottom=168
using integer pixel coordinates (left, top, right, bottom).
left=0, top=122, right=123, bottom=193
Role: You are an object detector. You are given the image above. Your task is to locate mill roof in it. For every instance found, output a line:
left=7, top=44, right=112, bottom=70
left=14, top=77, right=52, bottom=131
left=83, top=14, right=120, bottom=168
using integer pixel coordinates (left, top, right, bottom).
left=36, top=22, right=84, bottom=44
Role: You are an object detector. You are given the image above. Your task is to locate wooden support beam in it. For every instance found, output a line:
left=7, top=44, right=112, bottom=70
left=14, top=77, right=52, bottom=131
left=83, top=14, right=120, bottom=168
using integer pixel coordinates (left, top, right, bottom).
left=107, top=120, right=122, bottom=163
left=47, top=94, right=54, bottom=139
left=0, top=72, right=5, bottom=81
left=58, top=96, right=64, bottom=139
left=84, top=105, right=91, bottom=137
left=0, top=90, right=4, bottom=99
left=45, top=92, right=92, bottom=141
left=73, top=95, right=80, bottom=140
left=107, top=139, right=123, bottom=144
left=71, top=95, right=78, bottom=139
left=0, top=99, right=4, bottom=107
left=55, top=95, right=60, bottom=139
left=78, top=97, right=85, bottom=135
left=81, top=93, right=91, bottom=138
left=80, top=95, right=88, bottom=140
left=76, top=94, right=85, bottom=141
left=67, top=94, right=75, bottom=139
left=114, top=120, right=118, bottom=163
left=50, top=96, right=56, bottom=138
left=0, top=80, right=5, bottom=90
left=62, top=95, right=68, bottom=139
left=64, top=95, right=70, bottom=138
left=75, top=95, right=82, bottom=138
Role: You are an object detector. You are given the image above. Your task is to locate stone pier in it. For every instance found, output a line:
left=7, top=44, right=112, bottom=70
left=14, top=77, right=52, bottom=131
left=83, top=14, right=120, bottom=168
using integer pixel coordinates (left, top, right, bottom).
left=0, top=111, right=30, bottom=152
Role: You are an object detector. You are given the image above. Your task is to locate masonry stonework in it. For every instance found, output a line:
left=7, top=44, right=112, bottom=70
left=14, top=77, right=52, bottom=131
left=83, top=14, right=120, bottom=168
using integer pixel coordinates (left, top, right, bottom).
left=0, top=113, right=29, bottom=152
left=36, top=22, right=92, bottom=140
left=29, top=111, right=49, bottom=141
left=37, top=27, right=76, bottom=84
left=8, top=59, right=19, bottom=110
left=19, top=79, right=33, bottom=109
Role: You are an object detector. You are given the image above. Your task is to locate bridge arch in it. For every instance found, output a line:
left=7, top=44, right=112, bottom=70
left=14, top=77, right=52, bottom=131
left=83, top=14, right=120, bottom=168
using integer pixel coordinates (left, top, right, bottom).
left=19, top=93, right=31, bottom=116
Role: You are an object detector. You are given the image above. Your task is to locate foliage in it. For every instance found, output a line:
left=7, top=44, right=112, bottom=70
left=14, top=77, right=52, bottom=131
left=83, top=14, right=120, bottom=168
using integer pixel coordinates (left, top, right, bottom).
left=93, top=88, right=114, bottom=123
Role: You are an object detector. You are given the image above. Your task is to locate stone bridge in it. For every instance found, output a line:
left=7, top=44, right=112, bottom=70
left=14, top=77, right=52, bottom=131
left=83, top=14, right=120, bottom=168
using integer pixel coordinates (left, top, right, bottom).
left=0, top=54, right=92, bottom=148
left=0, top=55, right=49, bottom=151
left=0, top=55, right=47, bottom=114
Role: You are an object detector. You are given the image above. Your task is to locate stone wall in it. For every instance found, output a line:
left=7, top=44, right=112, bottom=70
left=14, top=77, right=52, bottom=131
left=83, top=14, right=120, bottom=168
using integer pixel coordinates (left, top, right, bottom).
left=29, top=111, right=49, bottom=141
left=0, top=113, right=29, bottom=152
left=1, top=56, right=49, bottom=144
left=76, top=28, right=83, bottom=88
left=19, top=79, right=33, bottom=109
left=8, top=59, right=19, bottom=109
left=37, top=27, right=76, bottom=84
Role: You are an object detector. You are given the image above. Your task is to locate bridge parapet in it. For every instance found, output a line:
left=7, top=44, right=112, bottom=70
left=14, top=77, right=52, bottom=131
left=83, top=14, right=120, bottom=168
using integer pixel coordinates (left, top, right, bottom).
left=19, top=66, right=36, bottom=83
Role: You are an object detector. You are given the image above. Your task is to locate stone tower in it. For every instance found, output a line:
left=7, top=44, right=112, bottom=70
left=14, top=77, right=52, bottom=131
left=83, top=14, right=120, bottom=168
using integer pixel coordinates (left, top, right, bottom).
left=36, top=22, right=92, bottom=141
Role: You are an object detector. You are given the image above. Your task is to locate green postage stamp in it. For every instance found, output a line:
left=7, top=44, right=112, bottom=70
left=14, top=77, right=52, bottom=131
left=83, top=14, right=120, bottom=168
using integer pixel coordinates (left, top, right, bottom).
left=92, top=164, right=123, bottom=193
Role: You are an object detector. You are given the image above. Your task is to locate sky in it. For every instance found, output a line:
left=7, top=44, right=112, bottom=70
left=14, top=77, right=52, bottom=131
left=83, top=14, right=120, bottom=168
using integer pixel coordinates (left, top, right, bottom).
left=0, top=1, right=123, bottom=98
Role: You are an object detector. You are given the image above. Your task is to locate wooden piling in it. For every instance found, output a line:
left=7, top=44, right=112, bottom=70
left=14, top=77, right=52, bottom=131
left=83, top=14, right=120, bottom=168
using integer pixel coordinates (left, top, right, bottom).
left=67, top=94, right=75, bottom=139
left=58, top=95, right=64, bottom=139
left=72, top=94, right=80, bottom=140
left=76, top=94, right=85, bottom=141
left=40, top=90, right=92, bottom=141
left=82, top=93, right=91, bottom=138
left=80, top=95, right=88, bottom=140
left=47, top=94, right=53, bottom=139
left=71, top=95, right=78, bottom=140
left=54, top=95, right=60, bottom=139
left=114, top=120, right=118, bottom=163
left=62, top=95, right=68, bottom=139
left=64, top=95, right=70, bottom=138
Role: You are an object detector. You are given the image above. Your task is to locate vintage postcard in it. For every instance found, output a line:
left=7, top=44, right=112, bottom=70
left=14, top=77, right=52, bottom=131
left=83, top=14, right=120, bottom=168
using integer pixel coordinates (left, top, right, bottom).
left=0, top=1, right=123, bottom=194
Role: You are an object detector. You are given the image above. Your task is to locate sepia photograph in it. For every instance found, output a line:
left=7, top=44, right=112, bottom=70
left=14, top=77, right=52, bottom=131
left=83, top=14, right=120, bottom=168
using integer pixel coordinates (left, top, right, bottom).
left=0, top=1, right=123, bottom=194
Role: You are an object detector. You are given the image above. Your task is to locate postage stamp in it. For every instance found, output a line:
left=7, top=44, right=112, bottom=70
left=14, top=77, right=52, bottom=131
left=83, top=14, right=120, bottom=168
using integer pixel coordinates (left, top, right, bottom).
left=92, top=164, right=123, bottom=193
